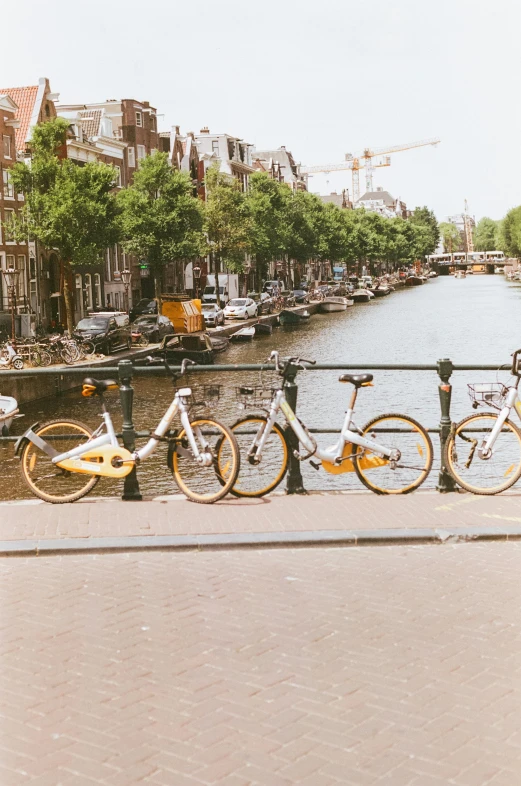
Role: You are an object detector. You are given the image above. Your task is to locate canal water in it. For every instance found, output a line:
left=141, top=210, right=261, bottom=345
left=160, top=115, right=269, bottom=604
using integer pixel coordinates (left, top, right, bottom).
left=3, top=274, right=521, bottom=499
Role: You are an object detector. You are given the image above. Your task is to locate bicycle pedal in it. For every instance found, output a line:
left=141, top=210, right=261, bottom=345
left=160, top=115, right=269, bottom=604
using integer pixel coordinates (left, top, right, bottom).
left=309, top=460, right=321, bottom=470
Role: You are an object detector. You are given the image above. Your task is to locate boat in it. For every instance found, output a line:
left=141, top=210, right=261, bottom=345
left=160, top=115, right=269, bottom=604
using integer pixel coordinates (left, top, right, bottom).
left=454, top=271, right=466, bottom=279
left=405, top=276, right=424, bottom=286
left=278, top=309, right=311, bottom=325
left=206, top=334, right=229, bottom=353
left=368, top=286, right=391, bottom=298
left=253, top=322, right=272, bottom=335
left=0, top=394, right=20, bottom=436
left=150, top=334, right=215, bottom=364
left=351, top=289, right=375, bottom=304
left=319, top=296, right=351, bottom=313
left=428, top=271, right=438, bottom=278
left=230, top=326, right=255, bottom=342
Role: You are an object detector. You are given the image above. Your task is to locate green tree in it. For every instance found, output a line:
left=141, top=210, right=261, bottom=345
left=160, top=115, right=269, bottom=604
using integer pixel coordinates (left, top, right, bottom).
left=117, top=151, right=204, bottom=308
left=438, top=222, right=462, bottom=253
left=10, top=117, right=120, bottom=333
left=204, top=164, right=251, bottom=306
left=497, top=207, right=521, bottom=258
left=474, top=217, right=500, bottom=252
left=245, top=173, right=289, bottom=295
left=409, top=206, right=440, bottom=258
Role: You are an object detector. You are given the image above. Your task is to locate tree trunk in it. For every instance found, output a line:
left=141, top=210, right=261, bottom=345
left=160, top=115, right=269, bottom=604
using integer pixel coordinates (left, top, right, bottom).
left=62, top=260, right=75, bottom=336
left=213, top=254, right=221, bottom=308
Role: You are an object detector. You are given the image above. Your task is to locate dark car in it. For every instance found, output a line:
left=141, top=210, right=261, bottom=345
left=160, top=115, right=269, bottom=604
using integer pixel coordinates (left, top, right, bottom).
left=129, top=298, right=157, bottom=322
left=293, top=289, right=309, bottom=304
left=131, top=315, right=174, bottom=344
left=74, top=314, right=131, bottom=355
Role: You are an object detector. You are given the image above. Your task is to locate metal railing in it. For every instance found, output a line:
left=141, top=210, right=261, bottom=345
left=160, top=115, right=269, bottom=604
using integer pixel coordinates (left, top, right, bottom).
left=0, top=357, right=509, bottom=499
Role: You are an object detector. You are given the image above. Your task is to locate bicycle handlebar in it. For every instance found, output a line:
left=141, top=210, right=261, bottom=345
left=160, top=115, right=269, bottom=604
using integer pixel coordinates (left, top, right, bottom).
left=511, top=349, right=521, bottom=376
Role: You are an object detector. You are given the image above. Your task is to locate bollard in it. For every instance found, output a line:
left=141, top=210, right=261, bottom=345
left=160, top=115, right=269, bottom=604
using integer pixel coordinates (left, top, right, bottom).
left=436, top=357, right=458, bottom=493
left=284, top=366, right=307, bottom=495
left=118, top=359, right=142, bottom=501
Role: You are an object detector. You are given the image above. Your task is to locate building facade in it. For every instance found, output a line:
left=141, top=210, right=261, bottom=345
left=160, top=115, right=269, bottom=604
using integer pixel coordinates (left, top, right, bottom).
left=252, top=146, right=307, bottom=191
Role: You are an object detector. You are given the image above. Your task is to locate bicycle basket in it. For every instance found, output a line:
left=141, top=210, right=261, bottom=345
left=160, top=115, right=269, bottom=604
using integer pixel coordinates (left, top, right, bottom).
left=187, top=384, right=222, bottom=409
left=236, top=384, right=277, bottom=409
left=467, top=383, right=508, bottom=410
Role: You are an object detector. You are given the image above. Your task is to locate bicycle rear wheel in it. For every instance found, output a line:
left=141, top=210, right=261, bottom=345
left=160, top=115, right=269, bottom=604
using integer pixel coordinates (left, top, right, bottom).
left=172, top=417, right=240, bottom=503
left=444, top=412, right=521, bottom=494
left=19, top=420, right=100, bottom=503
left=353, top=413, right=433, bottom=494
left=224, top=416, right=289, bottom=497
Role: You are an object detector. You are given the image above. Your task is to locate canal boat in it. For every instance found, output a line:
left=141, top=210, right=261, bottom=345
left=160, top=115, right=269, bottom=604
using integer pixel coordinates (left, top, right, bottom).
left=278, top=309, right=311, bottom=325
left=253, top=322, right=273, bottom=335
left=319, top=296, right=352, bottom=312
left=351, top=289, right=375, bottom=304
left=368, top=286, right=391, bottom=298
left=230, top=326, right=255, bottom=342
left=454, top=270, right=466, bottom=279
left=405, top=275, right=424, bottom=286
left=0, top=394, right=20, bottom=435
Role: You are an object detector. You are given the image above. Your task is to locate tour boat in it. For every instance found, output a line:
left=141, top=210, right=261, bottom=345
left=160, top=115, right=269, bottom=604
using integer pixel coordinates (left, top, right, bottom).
left=351, top=289, right=375, bottom=304
left=319, top=296, right=352, bottom=313
left=0, top=394, right=20, bottom=436
left=278, top=309, right=311, bottom=325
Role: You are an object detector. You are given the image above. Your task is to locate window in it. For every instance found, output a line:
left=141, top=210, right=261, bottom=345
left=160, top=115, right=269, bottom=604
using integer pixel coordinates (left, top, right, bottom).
left=137, top=145, right=146, bottom=161
left=6, top=254, right=15, bottom=268
left=212, top=140, right=219, bottom=155
left=84, top=273, right=93, bottom=309
left=150, top=116, right=156, bottom=132
left=127, top=146, right=135, bottom=168
left=3, top=135, right=11, bottom=159
left=114, top=165, right=122, bottom=187
left=136, top=111, right=142, bottom=127
left=3, top=170, right=14, bottom=198
left=4, top=208, right=15, bottom=241
left=94, top=273, right=101, bottom=307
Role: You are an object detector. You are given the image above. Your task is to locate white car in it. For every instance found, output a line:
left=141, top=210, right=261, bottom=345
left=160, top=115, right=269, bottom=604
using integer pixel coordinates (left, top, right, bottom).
left=224, top=298, right=258, bottom=320
left=201, top=303, right=225, bottom=326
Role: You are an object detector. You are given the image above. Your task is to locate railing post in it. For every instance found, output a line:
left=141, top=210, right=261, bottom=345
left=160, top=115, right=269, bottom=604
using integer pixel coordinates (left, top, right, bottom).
left=436, top=357, right=458, bottom=493
left=118, top=359, right=142, bottom=501
left=284, top=368, right=307, bottom=495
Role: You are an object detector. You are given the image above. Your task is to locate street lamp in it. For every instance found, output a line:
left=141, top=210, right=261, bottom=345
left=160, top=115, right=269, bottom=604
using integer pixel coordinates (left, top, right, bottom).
left=121, top=269, right=132, bottom=314
left=193, top=264, right=201, bottom=300
left=2, top=268, right=20, bottom=341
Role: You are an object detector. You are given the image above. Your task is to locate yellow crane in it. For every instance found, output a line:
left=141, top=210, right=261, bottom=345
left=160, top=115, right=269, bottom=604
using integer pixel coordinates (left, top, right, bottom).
left=301, top=137, right=441, bottom=203
left=463, top=199, right=474, bottom=253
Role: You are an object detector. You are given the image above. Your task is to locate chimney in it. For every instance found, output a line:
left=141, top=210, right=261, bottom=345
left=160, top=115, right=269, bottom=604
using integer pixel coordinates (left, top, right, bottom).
left=173, top=125, right=180, bottom=135
left=376, top=186, right=383, bottom=192
left=200, top=126, right=210, bottom=134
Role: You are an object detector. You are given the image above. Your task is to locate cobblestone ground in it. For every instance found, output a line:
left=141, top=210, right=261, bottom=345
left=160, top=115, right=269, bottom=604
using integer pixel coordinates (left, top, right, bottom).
left=1, top=542, right=521, bottom=785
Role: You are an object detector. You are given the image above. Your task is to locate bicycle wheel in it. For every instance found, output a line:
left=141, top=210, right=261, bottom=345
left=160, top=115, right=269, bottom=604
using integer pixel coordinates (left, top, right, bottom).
left=19, top=420, right=100, bottom=504
left=224, top=416, right=289, bottom=497
left=444, top=412, right=521, bottom=494
left=60, top=347, right=75, bottom=365
left=136, top=333, right=149, bottom=347
left=31, top=348, right=52, bottom=367
left=81, top=341, right=96, bottom=356
left=353, top=413, right=433, bottom=494
left=172, top=418, right=240, bottom=503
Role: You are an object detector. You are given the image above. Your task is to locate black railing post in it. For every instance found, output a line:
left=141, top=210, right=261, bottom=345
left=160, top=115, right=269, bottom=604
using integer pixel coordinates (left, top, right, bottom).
left=118, top=359, right=142, bottom=501
left=284, top=367, right=307, bottom=495
left=436, top=357, right=458, bottom=493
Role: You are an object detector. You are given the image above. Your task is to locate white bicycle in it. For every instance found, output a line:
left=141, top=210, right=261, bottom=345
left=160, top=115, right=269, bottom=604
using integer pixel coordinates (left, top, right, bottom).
left=224, top=351, right=433, bottom=496
left=16, top=358, right=240, bottom=504
left=444, top=349, right=521, bottom=494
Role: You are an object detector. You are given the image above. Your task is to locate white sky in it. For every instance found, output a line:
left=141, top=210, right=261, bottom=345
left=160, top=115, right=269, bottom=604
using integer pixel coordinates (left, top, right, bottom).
left=3, top=0, right=519, bottom=222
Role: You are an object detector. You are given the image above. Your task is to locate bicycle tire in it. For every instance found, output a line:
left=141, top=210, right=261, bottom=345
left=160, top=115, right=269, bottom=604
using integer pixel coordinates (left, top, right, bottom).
left=172, top=417, right=240, bottom=503
left=81, top=341, right=96, bottom=356
left=444, top=411, right=521, bottom=494
left=19, top=419, right=100, bottom=504
left=60, top=347, right=75, bottom=365
left=136, top=334, right=149, bottom=347
left=37, top=349, right=52, bottom=367
left=224, top=416, right=289, bottom=498
left=353, top=413, right=433, bottom=494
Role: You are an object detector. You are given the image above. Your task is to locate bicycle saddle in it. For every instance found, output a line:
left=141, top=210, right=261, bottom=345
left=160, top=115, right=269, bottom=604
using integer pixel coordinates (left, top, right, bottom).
left=338, top=373, right=373, bottom=387
left=82, top=378, right=119, bottom=397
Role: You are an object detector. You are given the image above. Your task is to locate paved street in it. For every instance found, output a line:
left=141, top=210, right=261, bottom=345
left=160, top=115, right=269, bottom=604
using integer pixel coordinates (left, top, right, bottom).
left=1, top=540, right=521, bottom=785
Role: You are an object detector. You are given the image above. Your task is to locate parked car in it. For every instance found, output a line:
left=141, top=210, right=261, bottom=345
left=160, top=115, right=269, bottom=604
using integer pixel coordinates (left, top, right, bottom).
left=293, top=289, right=309, bottom=304
left=262, top=280, right=283, bottom=295
left=131, top=315, right=174, bottom=344
left=74, top=313, right=131, bottom=354
left=201, top=303, right=225, bottom=327
left=129, top=298, right=157, bottom=321
left=223, top=297, right=258, bottom=320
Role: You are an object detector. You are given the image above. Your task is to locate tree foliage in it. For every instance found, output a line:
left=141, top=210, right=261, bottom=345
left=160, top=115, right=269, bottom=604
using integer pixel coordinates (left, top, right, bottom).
left=474, top=217, right=500, bottom=252
left=438, top=222, right=462, bottom=253
left=409, top=206, right=440, bottom=257
left=497, top=207, right=521, bottom=258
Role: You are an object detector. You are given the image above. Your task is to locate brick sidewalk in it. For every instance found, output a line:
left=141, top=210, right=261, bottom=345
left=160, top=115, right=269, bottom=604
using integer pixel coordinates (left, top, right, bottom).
left=1, top=490, right=521, bottom=543
left=1, top=542, right=521, bottom=785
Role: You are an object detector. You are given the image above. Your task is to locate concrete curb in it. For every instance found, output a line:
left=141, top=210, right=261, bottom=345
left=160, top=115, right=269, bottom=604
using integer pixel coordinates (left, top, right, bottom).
left=1, top=524, right=520, bottom=557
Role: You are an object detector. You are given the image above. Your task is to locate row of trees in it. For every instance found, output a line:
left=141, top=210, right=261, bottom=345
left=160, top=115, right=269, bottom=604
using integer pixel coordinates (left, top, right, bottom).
left=8, top=118, right=440, bottom=332
left=440, top=210, right=521, bottom=257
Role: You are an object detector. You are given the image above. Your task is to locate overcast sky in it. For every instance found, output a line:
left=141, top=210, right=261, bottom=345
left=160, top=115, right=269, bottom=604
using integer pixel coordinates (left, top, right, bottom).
left=3, top=0, right=519, bottom=222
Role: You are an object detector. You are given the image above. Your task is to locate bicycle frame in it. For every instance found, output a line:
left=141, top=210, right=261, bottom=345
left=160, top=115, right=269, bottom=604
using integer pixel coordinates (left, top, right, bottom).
left=481, top=383, right=521, bottom=455
left=250, top=388, right=396, bottom=465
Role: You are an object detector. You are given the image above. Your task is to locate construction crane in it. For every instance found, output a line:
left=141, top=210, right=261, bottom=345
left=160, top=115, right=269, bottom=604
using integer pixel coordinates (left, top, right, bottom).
left=301, top=137, right=440, bottom=203
left=463, top=199, right=474, bottom=253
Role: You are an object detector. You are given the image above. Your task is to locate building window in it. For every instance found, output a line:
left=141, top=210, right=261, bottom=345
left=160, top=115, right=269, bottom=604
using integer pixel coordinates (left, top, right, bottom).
left=150, top=116, right=156, bottom=132
left=3, top=170, right=14, bottom=198
left=3, top=135, right=11, bottom=159
left=84, top=273, right=93, bottom=310
left=4, top=208, right=15, bottom=241
left=94, top=273, right=101, bottom=307
left=137, top=145, right=146, bottom=161
left=114, top=165, right=122, bottom=187
left=127, top=146, right=135, bottom=168
left=212, top=140, right=219, bottom=155
left=136, top=111, right=142, bottom=127
left=17, top=255, right=26, bottom=299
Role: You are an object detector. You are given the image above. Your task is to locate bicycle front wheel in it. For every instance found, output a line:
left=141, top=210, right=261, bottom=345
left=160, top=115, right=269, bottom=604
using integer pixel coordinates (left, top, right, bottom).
left=354, top=413, right=433, bottom=494
left=19, top=420, right=100, bottom=503
left=172, top=418, right=240, bottom=503
left=444, top=412, right=521, bottom=494
left=225, top=416, right=289, bottom=497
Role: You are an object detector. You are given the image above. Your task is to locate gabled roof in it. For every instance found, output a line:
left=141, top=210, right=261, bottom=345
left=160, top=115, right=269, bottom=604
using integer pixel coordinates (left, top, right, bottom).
left=358, top=190, right=395, bottom=206
left=79, top=109, right=102, bottom=139
left=0, top=94, right=19, bottom=113
left=0, top=85, right=39, bottom=150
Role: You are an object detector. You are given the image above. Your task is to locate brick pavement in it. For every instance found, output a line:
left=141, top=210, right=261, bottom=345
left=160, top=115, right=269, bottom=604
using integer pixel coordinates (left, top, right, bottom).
left=1, top=490, right=521, bottom=543
left=1, top=542, right=521, bottom=784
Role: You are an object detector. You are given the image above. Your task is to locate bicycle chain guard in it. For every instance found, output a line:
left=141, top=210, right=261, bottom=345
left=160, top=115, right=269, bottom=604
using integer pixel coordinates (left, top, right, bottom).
left=56, top=445, right=134, bottom=478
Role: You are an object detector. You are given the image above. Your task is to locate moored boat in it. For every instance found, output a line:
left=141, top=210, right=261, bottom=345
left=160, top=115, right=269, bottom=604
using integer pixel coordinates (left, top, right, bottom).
left=351, top=289, right=375, bottom=303
left=279, top=309, right=311, bottom=325
left=368, top=286, right=391, bottom=298
left=253, top=322, right=273, bottom=335
left=0, top=395, right=20, bottom=436
left=454, top=270, right=466, bottom=279
left=230, top=326, right=255, bottom=342
left=405, top=275, right=424, bottom=286
left=319, top=296, right=351, bottom=313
